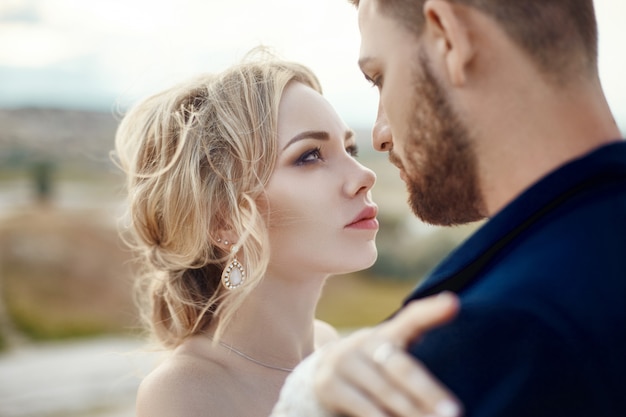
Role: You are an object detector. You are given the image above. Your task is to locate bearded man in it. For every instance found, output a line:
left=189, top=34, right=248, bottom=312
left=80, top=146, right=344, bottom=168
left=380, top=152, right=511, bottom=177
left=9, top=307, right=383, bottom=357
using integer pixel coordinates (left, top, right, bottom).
left=272, top=0, right=626, bottom=416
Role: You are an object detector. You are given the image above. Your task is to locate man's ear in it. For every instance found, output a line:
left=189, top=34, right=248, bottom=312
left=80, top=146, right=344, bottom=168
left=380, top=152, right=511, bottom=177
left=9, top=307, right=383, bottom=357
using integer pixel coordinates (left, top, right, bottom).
left=423, top=0, right=474, bottom=86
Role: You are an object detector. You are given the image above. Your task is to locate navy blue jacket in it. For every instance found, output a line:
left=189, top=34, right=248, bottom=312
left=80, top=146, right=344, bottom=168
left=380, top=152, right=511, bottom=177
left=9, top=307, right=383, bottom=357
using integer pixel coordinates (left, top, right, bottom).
left=404, top=141, right=626, bottom=416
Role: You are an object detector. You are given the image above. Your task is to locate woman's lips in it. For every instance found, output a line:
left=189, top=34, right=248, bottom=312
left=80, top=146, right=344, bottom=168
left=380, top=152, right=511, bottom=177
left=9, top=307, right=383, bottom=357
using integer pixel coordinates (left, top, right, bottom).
left=347, top=217, right=379, bottom=230
left=346, top=205, right=379, bottom=230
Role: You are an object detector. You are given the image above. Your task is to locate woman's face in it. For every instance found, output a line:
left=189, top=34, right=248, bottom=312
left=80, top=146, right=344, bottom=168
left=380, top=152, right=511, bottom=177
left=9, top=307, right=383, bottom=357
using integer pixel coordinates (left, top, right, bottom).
left=264, top=81, right=378, bottom=279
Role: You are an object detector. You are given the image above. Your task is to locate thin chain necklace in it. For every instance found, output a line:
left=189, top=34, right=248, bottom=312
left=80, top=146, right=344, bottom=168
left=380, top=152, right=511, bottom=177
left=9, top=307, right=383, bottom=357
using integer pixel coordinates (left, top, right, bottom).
left=212, top=338, right=296, bottom=373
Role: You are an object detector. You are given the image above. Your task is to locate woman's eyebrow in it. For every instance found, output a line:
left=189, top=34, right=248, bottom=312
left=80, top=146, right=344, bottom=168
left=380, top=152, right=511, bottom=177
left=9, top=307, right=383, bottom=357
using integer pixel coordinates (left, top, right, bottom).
left=283, top=129, right=355, bottom=151
left=283, top=130, right=329, bottom=150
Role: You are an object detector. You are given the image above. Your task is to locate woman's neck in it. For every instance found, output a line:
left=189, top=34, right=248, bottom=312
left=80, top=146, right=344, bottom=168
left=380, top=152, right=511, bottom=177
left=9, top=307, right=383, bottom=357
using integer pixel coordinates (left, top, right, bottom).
left=211, top=271, right=329, bottom=368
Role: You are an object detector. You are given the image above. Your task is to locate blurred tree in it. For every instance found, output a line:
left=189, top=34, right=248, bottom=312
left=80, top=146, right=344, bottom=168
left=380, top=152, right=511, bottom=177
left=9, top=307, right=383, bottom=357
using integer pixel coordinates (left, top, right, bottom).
left=31, top=159, right=55, bottom=204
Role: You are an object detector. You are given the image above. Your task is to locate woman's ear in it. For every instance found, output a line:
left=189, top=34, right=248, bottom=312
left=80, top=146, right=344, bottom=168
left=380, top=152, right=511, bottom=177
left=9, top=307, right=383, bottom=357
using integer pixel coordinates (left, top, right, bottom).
left=423, top=0, right=475, bottom=86
left=214, top=230, right=239, bottom=249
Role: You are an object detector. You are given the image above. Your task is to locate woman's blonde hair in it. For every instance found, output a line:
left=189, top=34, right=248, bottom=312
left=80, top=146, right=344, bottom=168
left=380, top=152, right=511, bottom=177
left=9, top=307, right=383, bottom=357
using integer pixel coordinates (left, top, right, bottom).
left=113, top=49, right=321, bottom=348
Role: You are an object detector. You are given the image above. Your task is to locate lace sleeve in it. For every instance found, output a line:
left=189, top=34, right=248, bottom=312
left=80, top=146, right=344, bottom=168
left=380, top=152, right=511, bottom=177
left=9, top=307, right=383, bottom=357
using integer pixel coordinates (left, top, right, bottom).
left=270, top=349, right=336, bottom=417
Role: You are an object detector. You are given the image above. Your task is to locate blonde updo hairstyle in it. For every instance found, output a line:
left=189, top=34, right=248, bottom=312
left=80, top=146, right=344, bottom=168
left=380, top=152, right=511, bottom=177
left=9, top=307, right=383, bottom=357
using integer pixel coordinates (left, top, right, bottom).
left=114, top=51, right=322, bottom=348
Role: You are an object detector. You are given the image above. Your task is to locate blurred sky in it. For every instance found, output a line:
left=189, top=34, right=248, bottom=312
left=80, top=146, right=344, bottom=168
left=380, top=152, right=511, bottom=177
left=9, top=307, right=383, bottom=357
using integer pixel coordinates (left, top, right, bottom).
left=0, top=0, right=624, bottom=129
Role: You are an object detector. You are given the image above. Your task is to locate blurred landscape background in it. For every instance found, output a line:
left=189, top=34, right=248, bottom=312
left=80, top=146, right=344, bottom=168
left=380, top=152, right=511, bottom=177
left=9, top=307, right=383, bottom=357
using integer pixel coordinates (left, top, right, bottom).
left=0, top=0, right=624, bottom=416
left=0, top=106, right=479, bottom=417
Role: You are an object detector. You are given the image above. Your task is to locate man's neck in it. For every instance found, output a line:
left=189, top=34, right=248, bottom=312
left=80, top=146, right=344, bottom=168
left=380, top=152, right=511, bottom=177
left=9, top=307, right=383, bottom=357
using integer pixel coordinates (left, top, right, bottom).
left=474, top=78, right=621, bottom=216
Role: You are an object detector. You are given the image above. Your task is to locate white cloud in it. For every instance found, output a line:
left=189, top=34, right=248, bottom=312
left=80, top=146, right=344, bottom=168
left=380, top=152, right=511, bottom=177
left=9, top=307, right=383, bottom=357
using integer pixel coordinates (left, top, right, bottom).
left=0, top=23, right=83, bottom=66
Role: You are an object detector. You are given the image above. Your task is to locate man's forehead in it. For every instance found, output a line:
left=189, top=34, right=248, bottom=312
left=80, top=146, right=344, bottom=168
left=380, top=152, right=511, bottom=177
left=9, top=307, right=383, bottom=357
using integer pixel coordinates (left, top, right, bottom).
left=355, top=0, right=377, bottom=28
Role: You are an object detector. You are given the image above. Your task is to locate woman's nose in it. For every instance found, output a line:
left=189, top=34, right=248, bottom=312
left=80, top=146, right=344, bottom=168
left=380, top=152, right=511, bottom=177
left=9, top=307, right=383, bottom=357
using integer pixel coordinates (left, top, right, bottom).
left=344, top=159, right=377, bottom=197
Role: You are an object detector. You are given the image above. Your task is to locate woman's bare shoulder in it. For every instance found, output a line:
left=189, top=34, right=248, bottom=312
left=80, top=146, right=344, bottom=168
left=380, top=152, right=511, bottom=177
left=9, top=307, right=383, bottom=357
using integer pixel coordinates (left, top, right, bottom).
left=136, top=343, right=232, bottom=417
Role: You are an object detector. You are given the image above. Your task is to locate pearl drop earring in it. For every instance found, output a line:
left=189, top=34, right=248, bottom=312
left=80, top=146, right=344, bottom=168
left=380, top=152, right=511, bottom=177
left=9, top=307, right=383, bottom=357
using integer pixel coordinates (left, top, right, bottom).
left=221, top=244, right=245, bottom=290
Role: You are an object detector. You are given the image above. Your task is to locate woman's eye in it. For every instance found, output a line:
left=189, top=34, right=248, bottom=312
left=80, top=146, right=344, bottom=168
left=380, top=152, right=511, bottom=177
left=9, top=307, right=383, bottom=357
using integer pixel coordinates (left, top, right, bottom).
left=346, top=145, right=359, bottom=157
left=296, top=147, right=323, bottom=165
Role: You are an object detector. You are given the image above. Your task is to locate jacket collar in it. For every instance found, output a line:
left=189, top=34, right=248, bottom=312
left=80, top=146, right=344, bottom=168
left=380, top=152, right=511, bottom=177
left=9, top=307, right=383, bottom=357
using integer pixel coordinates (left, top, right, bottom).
left=404, top=140, right=626, bottom=304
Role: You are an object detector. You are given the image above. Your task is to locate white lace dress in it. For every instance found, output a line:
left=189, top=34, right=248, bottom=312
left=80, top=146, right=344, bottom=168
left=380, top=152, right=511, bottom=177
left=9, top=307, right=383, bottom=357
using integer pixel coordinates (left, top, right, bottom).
left=270, top=350, right=336, bottom=417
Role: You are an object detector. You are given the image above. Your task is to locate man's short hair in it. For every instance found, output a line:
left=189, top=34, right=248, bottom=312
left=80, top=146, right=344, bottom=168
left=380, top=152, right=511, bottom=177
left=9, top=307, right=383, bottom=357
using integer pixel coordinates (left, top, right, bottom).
left=349, top=0, right=598, bottom=81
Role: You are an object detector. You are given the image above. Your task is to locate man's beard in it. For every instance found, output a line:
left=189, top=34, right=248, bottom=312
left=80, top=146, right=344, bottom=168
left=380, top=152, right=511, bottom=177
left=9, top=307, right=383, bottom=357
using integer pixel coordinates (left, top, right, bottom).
left=399, top=52, right=486, bottom=226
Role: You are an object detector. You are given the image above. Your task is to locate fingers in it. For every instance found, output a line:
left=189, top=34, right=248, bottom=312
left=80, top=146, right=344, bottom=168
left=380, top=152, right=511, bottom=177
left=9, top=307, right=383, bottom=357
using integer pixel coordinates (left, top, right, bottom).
left=317, top=341, right=461, bottom=417
left=370, top=344, right=461, bottom=416
left=378, top=292, right=460, bottom=348
left=313, top=293, right=463, bottom=417
left=317, top=346, right=430, bottom=417
left=317, top=370, right=400, bottom=417
left=365, top=292, right=462, bottom=415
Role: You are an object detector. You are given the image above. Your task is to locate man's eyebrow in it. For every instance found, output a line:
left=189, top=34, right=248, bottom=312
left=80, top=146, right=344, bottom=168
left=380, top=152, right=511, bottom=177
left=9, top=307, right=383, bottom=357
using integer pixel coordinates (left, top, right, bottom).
left=283, top=131, right=330, bottom=150
left=357, top=56, right=372, bottom=72
left=357, top=57, right=377, bottom=84
left=345, top=129, right=355, bottom=143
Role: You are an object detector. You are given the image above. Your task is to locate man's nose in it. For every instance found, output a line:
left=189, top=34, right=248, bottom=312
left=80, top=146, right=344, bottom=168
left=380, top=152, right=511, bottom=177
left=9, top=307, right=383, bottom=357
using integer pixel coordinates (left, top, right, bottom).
left=372, top=102, right=392, bottom=152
